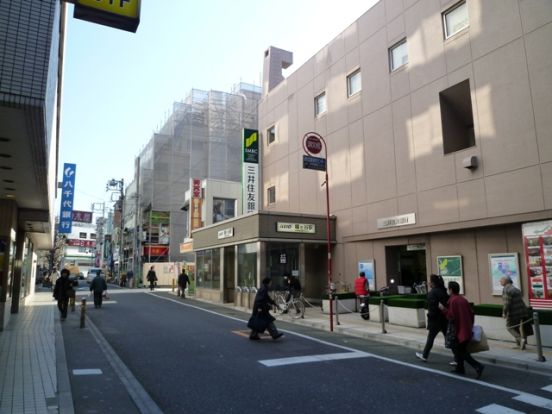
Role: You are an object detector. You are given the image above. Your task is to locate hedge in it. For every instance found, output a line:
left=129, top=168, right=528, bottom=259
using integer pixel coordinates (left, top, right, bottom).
left=386, top=297, right=426, bottom=309
left=473, top=304, right=552, bottom=325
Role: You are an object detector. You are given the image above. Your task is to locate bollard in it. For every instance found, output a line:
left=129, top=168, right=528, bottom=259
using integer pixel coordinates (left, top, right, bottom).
left=80, top=298, right=86, bottom=329
left=172, top=278, right=176, bottom=293
left=380, top=299, right=387, bottom=334
left=534, top=311, right=546, bottom=362
left=70, top=294, right=76, bottom=312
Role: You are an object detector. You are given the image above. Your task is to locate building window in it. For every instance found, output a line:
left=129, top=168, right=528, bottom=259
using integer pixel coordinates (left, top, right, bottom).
left=439, top=79, right=475, bottom=154
left=267, top=125, right=276, bottom=145
left=389, top=38, right=408, bottom=71
left=443, top=1, right=469, bottom=39
left=196, top=249, right=221, bottom=289
left=347, top=69, right=361, bottom=97
left=79, top=232, right=87, bottom=239
left=91, top=233, right=96, bottom=239
left=267, top=186, right=276, bottom=204
left=213, top=198, right=235, bottom=223
left=314, top=92, right=327, bottom=117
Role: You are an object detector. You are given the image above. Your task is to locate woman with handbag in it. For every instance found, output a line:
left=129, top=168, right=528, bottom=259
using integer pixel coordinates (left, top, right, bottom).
left=439, top=281, right=484, bottom=379
left=247, top=277, right=284, bottom=341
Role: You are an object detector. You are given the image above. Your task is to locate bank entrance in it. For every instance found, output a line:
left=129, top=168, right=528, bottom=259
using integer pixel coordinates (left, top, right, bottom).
left=385, top=245, right=427, bottom=293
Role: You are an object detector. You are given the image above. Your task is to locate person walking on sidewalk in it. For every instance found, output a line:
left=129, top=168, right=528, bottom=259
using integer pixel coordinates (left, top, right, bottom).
left=439, top=281, right=484, bottom=379
left=500, top=276, right=533, bottom=349
left=247, top=277, right=284, bottom=341
left=90, top=272, right=108, bottom=308
left=416, top=274, right=449, bottom=362
left=53, top=269, right=74, bottom=321
left=147, top=266, right=158, bottom=291
left=177, top=269, right=190, bottom=298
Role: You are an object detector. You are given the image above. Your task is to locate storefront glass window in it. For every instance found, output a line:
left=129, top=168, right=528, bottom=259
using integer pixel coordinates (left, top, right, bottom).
left=265, top=243, right=299, bottom=290
left=238, top=243, right=257, bottom=287
left=196, top=249, right=220, bottom=289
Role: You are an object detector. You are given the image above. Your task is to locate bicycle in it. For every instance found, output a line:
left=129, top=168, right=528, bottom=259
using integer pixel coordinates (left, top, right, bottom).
left=273, top=290, right=305, bottom=319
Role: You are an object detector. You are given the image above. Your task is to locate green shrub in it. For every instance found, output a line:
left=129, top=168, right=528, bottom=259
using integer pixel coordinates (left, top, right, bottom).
left=387, top=297, right=426, bottom=309
left=474, top=304, right=552, bottom=325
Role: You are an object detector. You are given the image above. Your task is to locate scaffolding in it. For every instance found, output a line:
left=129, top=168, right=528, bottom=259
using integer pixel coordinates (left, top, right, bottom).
left=126, top=83, right=261, bottom=266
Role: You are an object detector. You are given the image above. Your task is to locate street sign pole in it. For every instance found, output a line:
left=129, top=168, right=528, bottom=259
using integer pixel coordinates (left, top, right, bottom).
left=302, top=132, right=333, bottom=332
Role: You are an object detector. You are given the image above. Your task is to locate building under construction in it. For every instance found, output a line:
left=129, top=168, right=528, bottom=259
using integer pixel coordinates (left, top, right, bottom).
left=122, top=83, right=261, bottom=279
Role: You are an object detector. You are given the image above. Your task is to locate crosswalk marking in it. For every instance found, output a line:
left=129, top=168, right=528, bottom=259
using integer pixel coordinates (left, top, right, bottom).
left=542, top=385, right=552, bottom=393
left=259, top=351, right=370, bottom=367
left=476, top=404, right=525, bottom=414
left=513, top=394, right=552, bottom=411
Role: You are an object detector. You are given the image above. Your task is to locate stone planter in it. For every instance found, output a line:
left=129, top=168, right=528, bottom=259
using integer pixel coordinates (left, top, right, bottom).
left=388, top=306, right=426, bottom=328
left=475, top=315, right=551, bottom=346
left=370, top=302, right=389, bottom=322
left=322, top=298, right=356, bottom=314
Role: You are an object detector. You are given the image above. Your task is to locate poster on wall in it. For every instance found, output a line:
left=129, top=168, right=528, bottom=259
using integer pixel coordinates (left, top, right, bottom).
left=437, top=255, right=464, bottom=294
left=522, top=220, right=552, bottom=309
left=358, top=260, right=375, bottom=291
left=489, top=253, right=520, bottom=296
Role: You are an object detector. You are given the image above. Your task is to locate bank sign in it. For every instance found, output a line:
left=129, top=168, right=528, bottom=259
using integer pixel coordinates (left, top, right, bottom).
left=242, top=129, right=258, bottom=214
left=73, top=0, right=141, bottom=32
left=59, top=163, right=76, bottom=234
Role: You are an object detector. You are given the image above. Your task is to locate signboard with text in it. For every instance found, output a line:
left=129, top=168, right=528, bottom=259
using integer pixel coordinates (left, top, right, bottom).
left=72, top=210, right=93, bottom=223
left=74, top=0, right=141, bottom=32
left=59, top=163, right=76, bottom=233
left=276, top=222, right=316, bottom=234
left=242, top=129, right=259, bottom=213
left=67, top=239, right=96, bottom=248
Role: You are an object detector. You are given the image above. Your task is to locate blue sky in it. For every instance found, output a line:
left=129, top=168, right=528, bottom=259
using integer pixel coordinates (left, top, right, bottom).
left=60, top=0, right=377, bottom=212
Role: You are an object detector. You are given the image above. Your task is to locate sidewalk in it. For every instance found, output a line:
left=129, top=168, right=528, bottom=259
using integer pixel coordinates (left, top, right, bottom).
left=0, top=291, right=73, bottom=414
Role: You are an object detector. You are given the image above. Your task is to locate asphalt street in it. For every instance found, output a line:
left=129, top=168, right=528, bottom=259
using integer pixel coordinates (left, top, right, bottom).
left=61, top=290, right=552, bottom=414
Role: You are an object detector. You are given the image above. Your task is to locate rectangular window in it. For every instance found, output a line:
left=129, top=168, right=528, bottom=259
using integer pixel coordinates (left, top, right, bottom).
left=90, top=233, right=96, bottom=239
left=267, top=125, right=276, bottom=145
left=267, top=186, right=276, bottom=205
left=443, top=1, right=469, bottom=39
left=347, top=69, right=361, bottom=97
left=439, top=79, right=475, bottom=154
left=213, top=198, right=236, bottom=223
left=389, top=39, right=408, bottom=71
left=314, top=92, right=327, bottom=117
left=79, top=232, right=87, bottom=239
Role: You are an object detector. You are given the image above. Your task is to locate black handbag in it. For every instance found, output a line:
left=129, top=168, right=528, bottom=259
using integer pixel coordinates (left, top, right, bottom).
left=445, top=321, right=457, bottom=349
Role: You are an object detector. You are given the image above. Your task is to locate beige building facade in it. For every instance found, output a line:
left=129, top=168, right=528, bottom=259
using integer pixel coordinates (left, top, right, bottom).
left=259, top=0, right=552, bottom=306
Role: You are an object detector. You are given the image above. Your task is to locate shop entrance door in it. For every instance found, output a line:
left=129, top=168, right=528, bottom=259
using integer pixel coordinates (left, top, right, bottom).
left=385, top=245, right=427, bottom=294
left=223, top=247, right=235, bottom=303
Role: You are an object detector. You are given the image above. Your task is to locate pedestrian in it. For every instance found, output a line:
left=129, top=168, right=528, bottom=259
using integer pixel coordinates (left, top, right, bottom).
left=120, top=272, right=127, bottom=287
left=500, top=276, right=532, bottom=349
left=247, top=277, right=284, bottom=340
left=147, top=265, right=158, bottom=291
left=126, top=269, right=134, bottom=288
left=53, top=268, right=74, bottom=321
left=177, top=269, right=190, bottom=298
left=439, top=281, right=484, bottom=379
left=90, top=272, right=108, bottom=308
left=416, top=274, right=449, bottom=362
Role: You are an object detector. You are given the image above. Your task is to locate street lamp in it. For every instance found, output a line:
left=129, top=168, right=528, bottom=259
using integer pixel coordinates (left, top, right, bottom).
left=106, top=178, right=124, bottom=279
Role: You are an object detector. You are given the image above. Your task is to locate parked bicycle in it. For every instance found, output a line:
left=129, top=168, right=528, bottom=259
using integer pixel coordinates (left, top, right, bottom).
left=273, top=290, right=305, bottom=319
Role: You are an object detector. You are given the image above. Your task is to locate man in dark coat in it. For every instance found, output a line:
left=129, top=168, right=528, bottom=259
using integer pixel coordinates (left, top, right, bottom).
left=53, top=269, right=74, bottom=320
left=247, top=277, right=284, bottom=340
left=501, top=276, right=532, bottom=349
left=177, top=270, right=190, bottom=298
left=146, top=266, right=157, bottom=291
left=416, top=274, right=449, bottom=362
left=90, top=273, right=108, bottom=308
left=440, top=281, right=484, bottom=379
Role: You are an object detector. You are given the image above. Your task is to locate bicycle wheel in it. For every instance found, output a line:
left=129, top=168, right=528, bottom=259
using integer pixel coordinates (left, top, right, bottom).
left=274, top=293, right=287, bottom=315
left=290, top=300, right=305, bottom=319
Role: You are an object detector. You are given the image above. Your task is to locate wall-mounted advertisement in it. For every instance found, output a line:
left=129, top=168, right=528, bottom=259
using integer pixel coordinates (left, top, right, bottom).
left=59, top=163, right=76, bottom=233
left=522, top=220, right=552, bottom=309
left=144, top=211, right=170, bottom=245
left=242, top=129, right=258, bottom=214
left=437, top=255, right=464, bottom=294
left=489, top=253, right=520, bottom=296
left=190, top=178, right=203, bottom=233
left=358, top=260, right=375, bottom=291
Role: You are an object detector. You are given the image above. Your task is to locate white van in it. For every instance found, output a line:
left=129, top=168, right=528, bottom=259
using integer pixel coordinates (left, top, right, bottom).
left=86, top=268, right=102, bottom=284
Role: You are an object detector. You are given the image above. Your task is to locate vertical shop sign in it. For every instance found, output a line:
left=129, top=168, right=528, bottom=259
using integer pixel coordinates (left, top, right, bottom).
left=59, top=163, right=76, bottom=233
left=190, top=178, right=203, bottom=232
left=242, top=129, right=258, bottom=214
left=522, top=220, right=552, bottom=309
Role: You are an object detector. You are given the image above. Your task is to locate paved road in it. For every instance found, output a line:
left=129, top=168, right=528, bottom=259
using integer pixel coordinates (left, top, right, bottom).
left=62, top=291, right=552, bottom=413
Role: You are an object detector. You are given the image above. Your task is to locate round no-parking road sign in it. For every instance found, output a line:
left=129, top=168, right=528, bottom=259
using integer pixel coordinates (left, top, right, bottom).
left=303, top=132, right=324, bottom=156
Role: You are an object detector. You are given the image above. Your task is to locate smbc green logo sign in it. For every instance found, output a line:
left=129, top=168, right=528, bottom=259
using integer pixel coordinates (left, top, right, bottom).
left=243, top=129, right=259, bottom=164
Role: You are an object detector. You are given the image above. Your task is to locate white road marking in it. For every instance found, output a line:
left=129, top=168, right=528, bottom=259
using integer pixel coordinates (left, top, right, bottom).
left=260, top=351, right=370, bottom=367
left=513, top=394, right=552, bottom=410
left=476, top=404, right=525, bottom=414
left=72, top=369, right=102, bottom=376
left=148, top=292, right=552, bottom=408
left=543, top=385, right=552, bottom=393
